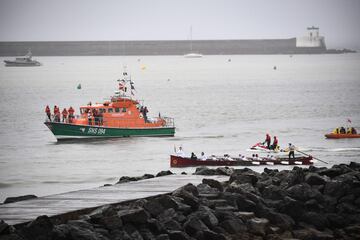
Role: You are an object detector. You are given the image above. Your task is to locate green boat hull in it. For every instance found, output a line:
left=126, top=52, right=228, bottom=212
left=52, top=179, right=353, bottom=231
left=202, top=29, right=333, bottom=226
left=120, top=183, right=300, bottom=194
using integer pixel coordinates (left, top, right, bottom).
left=44, top=122, right=175, bottom=140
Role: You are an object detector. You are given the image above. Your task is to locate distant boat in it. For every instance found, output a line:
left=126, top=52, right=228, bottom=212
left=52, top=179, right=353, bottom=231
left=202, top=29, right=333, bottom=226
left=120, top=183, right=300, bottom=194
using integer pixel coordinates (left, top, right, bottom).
left=4, top=50, right=41, bottom=67
left=184, top=53, right=203, bottom=58
left=184, top=26, right=203, bottom=58
left=77, top=84, right=82, bottom=89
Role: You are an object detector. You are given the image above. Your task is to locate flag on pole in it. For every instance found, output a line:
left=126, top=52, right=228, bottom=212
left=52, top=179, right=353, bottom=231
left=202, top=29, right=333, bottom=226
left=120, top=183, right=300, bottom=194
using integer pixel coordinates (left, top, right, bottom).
left=119, top=83, right=125, bottom=91
left=347, top=118, right=352, bottom=123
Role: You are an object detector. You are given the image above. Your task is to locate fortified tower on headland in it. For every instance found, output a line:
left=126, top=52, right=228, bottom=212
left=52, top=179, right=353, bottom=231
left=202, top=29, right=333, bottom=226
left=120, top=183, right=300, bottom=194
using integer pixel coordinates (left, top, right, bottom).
left=296, top=26, right=326, bottom=49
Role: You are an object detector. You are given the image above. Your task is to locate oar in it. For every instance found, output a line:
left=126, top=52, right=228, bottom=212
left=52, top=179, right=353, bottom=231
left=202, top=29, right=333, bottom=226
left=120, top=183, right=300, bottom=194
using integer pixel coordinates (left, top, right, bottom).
left=296, top=149, right=328, bottom=164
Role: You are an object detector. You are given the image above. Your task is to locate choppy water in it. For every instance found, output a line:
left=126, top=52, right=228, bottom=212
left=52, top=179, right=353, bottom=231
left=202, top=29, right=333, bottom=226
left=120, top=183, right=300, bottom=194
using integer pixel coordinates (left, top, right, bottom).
left=0, top=54, right=360, bottom=202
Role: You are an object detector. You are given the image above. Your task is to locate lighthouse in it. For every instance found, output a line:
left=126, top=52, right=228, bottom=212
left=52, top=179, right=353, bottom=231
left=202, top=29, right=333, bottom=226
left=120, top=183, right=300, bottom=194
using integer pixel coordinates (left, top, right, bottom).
left=296, top=26, right=326, bottom=48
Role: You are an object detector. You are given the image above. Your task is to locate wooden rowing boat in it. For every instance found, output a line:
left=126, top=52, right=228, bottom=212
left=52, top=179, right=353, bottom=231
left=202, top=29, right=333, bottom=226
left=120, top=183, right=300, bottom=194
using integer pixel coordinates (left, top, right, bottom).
left=170, top=155, right=313, bottom=167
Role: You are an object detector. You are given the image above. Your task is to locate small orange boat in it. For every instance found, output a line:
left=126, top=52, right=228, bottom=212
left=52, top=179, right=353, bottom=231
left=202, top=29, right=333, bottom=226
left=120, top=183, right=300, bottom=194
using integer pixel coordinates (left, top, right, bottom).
left=325, top=133, right=360, bottom=139
left=325, top=127, right=359, bottom=139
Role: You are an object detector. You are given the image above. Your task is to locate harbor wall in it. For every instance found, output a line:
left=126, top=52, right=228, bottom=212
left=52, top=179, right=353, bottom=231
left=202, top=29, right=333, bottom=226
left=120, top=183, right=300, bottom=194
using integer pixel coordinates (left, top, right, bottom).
left=0, top=38, right=328, bottom=56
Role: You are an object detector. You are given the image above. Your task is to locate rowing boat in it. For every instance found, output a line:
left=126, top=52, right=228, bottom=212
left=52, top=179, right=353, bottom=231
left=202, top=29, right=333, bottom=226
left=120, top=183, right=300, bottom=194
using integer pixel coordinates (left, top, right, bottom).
left=170, top=155, right=313, bottom=167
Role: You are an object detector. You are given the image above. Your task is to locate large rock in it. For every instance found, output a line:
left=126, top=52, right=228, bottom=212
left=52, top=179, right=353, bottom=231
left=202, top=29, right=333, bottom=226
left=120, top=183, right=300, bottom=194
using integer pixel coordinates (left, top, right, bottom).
left=157, top=208, right=177, bottom=224
left=324, top=180, right=349, bottom=199
left=194, top=167, right=217, bottom=176
left=344, top=225, right=360, bottom=239
left=301, top=211, right=329, bottom=230
left=202, top=230, right=227, bottom=240
left=226, top=181, right=259, bottom=195
left=162, top=219, right=182, bottom=231
left=144, top=198, right=165, bottom=217
left=219, top=219, right=246, bottom=234
left=68, top=226, right=106, bottom=240
left=156, top=234, right=170, bottom=240
left=215, top=167, right=234, bottom=176
left=168, top=230, right=191, bottom=240
left=191, top=206, right=219, bottom=229
left=52, top=224, right=72, bottom=240
left=229, top=169, right=259, bottom=185
left=118, top=208, right=150, bottom=224
left=117, top=176, right=139, bottom=184
left=202, top=179, right=223, bottom=192
left=325, top=213, right=347, bottom=228
left=286, top=183, right=320, bottom=201
left=287, top=167, right=306, bottom=187
left=183, top=217, right=209, bottom=236
left=123, top=224, right=144, bottom=240
left=234, top=211, right=255, bottom=222
left=248, top=217, right=269, bottom=236
left=99, top=215, right=123, bottom=230
left=261, top=185, right=286, bottom=200
left=4, top=195, right=37, bottom=204
left=293, top=227, right=334, bottom=240
left=349, top=162, right=360, bottom=170
left=172, top=188, right=199, bottom=210
left=156, top=170, right=173, bottom=177
left=235, top=195, right=257, bottom=212
left=139, top=227, right=156, bottom=240
left=305, top=173, right=329, bottom=185
left=88, top=205, right=116, bottom=221
left=0, top=220, right=11, bottom=235
left=19, top=215, right=54, bottom=240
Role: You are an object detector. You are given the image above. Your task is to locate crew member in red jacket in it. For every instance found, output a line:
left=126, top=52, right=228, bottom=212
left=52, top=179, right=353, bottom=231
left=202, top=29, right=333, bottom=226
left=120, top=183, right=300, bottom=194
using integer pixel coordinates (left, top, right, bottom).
left=271, top=136, right=278, bottom=150
left=264, top=133, right=271, bottom=149
left=62, top=108, right=68, bottom=123
left=45, top=105, right=51, bottom=121
left=68, top=106, right=75, bottom=123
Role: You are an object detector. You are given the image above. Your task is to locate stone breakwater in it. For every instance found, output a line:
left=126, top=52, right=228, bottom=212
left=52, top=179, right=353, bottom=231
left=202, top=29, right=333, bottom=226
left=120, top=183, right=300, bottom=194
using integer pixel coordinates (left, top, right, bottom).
left=1, top=162, right=360, bottom=240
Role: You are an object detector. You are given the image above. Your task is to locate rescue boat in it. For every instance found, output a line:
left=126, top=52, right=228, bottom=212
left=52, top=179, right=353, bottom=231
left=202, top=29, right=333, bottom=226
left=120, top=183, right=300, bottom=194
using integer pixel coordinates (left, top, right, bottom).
left=170, top=155, right=313, bottom=167
left=44, top=71, right=175, bottom=141
left=325, top=127, right=359, bottom=139
left=325, top=133, right=360, bottom=139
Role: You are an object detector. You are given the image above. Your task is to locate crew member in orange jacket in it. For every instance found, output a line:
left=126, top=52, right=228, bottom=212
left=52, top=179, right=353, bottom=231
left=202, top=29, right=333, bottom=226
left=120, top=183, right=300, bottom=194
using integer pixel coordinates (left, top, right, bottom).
left=68, top=106, right=75, bottom=123
left=271, top=136, right=278, bottom=150
left=54, top=105, right=60, bottom=122
left=45, top=105, right=51, bottom=121
left=62, top=108, right=68, bottom=123
left=264, top=133, right=271, bottom=149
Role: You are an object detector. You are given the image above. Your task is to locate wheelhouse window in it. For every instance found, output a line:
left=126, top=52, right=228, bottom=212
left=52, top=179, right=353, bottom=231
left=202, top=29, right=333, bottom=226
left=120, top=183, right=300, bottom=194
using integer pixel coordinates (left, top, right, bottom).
left=122, top=108, right=127, bottom=112
left=80, top=108, right=90, bottom=114
left=115, top=108, right=120, bottom=113
left=99, top=108, right=106, bottom=113
left=108, top=108, right=114, bottom=113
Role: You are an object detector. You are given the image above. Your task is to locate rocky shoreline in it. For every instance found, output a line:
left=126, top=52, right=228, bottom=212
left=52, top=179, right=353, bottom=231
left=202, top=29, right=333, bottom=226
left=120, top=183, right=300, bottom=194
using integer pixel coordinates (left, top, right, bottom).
left=1, top=162, right=360, bottom=240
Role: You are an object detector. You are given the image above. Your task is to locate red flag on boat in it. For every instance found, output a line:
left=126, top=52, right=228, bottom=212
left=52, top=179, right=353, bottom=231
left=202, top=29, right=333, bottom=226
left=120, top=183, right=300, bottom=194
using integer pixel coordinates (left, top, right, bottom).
left=119, top=83, right=125, bottom=91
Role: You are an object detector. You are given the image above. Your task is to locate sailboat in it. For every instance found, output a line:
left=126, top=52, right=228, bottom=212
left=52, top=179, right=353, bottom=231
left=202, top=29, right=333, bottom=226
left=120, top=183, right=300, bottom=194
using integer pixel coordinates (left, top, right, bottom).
left=184, top=26, right=203, bottom=58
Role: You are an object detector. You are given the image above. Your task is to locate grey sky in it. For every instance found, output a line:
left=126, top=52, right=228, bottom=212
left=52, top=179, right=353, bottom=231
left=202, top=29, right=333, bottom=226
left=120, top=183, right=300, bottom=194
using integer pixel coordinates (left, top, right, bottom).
left=0, top=0, right=359, bottom=49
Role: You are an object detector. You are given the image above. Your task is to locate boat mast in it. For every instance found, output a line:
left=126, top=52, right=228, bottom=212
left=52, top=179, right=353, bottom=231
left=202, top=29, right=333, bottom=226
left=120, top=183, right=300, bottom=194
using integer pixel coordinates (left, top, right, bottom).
left=190, top=26, right=193, bottom=52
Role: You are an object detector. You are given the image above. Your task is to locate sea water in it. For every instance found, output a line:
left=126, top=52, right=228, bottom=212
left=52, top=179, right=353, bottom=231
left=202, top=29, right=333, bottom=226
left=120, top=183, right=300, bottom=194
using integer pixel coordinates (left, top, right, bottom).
left=0, top=54, right=359, bottom=202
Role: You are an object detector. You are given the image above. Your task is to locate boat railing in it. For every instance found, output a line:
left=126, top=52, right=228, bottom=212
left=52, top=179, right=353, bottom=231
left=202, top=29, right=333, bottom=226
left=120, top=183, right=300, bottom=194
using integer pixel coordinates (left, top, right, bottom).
left=162, top=117, right=175, bottom=127
left=46, top=115, right=175, bottom=128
